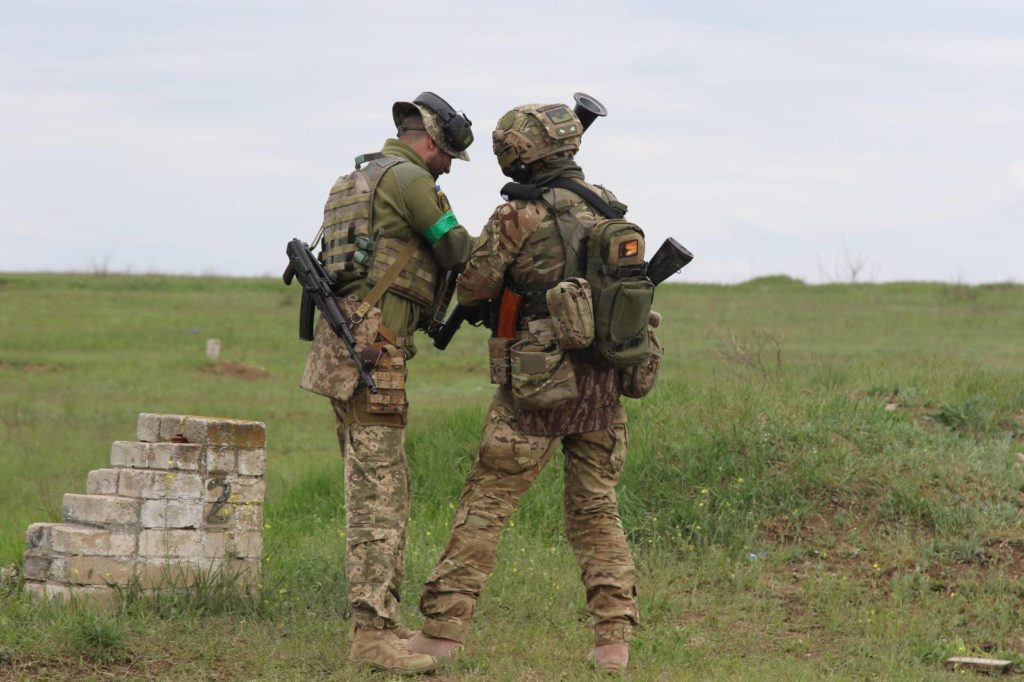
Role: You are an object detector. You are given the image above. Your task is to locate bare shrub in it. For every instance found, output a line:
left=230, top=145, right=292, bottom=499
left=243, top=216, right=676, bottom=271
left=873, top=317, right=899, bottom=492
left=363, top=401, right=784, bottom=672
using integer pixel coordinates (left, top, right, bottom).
left=715, top=327, right=784, bottom=378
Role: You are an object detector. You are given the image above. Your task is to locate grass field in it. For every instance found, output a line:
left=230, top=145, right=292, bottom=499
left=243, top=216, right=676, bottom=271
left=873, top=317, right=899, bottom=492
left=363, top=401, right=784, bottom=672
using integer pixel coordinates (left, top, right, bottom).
left=1, top=272, right=1022, bottom=680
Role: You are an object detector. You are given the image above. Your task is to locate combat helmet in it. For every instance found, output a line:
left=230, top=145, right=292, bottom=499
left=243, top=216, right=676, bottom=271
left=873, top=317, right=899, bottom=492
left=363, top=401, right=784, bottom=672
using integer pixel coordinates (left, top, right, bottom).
left=492, top=103, right=583, bottom=180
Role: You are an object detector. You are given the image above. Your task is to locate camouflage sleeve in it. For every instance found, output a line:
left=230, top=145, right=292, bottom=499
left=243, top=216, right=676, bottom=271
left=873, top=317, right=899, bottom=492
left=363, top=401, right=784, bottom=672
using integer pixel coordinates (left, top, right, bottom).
left=383, top=167, right=469, bottom=272
left=457, top=201, right=545, bottom=305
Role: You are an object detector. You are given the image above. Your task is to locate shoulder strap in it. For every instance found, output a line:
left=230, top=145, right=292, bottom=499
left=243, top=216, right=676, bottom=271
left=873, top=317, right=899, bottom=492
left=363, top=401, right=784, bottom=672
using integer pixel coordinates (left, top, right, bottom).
left=543, top=178, right=625, bottom=219
left=351, top=237, right=421, bottom=323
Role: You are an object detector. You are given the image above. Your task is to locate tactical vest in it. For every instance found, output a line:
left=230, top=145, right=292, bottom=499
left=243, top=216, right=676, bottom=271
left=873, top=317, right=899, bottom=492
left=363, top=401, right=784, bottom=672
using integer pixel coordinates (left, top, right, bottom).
left=320, top=155, right=439, bottom=308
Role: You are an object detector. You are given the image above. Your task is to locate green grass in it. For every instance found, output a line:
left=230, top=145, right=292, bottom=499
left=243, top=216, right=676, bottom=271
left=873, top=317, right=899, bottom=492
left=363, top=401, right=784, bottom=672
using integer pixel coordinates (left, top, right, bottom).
left=1, top=272, right=1023, bottom=679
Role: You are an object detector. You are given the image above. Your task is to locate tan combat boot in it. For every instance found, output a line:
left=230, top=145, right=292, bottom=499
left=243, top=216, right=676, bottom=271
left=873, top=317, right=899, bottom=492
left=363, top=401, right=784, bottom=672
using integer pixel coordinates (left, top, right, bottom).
left=406, top=632, right=463, bottom=659
left=350, top=626, right=437, bottom=675
left=591, top=642, right=629, bottom=673
left=392, top=623, right=416, bottom=640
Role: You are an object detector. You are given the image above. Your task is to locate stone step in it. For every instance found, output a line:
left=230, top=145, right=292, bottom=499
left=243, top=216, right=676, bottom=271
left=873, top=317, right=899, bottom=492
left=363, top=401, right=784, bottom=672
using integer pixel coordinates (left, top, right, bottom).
left=62, top=493, right=140, bottom=527
left=87, top=468, right=204, bottom=500
left=136, top=413, right=265, bottom=449
left=26, top=522, right=136, bottom=557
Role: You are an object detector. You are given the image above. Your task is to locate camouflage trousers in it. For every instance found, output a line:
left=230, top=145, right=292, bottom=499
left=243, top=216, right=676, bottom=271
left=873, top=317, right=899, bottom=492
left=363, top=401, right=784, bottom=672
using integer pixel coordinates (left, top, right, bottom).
left=332, top=399, right=410, bottom=629
left=419, top=388, right=638, bottom=645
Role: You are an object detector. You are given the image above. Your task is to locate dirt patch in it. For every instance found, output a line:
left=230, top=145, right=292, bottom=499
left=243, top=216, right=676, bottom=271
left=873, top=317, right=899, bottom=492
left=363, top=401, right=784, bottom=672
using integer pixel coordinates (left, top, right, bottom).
left=925, top=538, right=1024, bottom=586
left=198, top=362, right=273, bottom=381
left=0, top=361, right=63, bottom=373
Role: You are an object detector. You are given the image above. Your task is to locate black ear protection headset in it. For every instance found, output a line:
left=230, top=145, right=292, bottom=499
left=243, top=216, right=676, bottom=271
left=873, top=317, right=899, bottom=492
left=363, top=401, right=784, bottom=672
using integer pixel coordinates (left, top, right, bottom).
left=413, top=92, right=474, bottom=153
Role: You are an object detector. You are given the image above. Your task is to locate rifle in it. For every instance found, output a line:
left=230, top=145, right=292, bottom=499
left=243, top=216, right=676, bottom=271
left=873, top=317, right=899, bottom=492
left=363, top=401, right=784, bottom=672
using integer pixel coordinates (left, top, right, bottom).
left=284, top=238, right=378, bottom=394
left=424, top=270, right=458, bottom=341
left=431, top=299, right=485, bottom=351
left=646, top=237, right=694, bottom=285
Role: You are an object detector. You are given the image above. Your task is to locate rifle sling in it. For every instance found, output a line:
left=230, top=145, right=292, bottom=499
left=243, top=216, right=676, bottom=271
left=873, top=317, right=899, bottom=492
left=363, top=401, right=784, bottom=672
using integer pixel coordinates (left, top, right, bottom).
left=351, top=236, right=421, bottom=332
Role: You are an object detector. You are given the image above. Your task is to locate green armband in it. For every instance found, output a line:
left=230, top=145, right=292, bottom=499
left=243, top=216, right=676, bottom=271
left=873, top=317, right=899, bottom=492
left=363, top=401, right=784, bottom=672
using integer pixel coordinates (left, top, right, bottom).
left=423, top=211, right=458, bottom=244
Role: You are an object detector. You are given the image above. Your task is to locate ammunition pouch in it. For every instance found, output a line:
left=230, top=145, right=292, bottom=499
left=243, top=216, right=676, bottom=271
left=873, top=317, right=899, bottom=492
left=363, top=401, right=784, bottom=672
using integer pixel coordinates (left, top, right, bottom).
left=510, top=339, right=578, bottom=410
left=488, top=337, right=513, bottom=386
left=364, top=342, right=408, bottom=416
left=545, top=277, right=594, bottom=350
left=619, top=327, right=663, bottom=399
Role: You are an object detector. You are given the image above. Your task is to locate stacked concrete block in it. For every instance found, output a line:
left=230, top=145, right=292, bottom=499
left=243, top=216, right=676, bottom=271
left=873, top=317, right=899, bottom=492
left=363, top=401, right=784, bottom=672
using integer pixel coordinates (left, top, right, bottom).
left=23, top=413, right=266, bottom=603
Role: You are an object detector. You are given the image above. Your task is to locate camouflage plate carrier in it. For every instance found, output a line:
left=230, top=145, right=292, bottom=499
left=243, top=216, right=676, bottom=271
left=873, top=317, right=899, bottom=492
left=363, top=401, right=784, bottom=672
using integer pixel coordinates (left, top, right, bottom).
left=320, top=155, right=439, bottom=308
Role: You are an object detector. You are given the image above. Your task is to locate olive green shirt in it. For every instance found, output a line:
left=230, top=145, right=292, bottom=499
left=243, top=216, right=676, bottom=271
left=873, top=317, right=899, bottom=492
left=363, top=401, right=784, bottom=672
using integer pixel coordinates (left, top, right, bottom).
left=338, top=138, right=471, bottom=358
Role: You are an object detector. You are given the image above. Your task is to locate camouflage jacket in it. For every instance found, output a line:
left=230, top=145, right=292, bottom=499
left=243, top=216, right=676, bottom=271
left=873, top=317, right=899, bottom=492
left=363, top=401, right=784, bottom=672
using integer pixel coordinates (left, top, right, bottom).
left=458, top=177, right=623, bottom=436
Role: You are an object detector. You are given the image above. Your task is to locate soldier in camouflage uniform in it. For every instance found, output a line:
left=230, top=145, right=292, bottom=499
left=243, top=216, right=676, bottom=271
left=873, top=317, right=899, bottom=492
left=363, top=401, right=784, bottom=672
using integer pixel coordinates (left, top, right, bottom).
left=409, top=103, right=639, bottom=673
left=300, top=92, right=474, bottom=676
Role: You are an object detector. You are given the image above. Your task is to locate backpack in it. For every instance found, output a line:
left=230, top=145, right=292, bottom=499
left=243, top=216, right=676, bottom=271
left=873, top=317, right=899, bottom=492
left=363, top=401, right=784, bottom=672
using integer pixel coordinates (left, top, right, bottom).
left=504, top=179, right=655, bottom=369
left=583, top=217, right=654, bottom=368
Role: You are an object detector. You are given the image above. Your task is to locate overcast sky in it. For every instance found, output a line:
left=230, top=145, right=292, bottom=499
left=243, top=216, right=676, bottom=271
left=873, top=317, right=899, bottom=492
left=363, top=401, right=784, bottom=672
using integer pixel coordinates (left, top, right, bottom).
left=1, top=0, right=1021, bottom=284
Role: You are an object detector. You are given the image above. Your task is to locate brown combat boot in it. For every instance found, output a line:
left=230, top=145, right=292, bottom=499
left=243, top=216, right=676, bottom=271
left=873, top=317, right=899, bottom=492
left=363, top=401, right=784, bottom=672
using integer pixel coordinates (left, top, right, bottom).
left=406, top=632, right=463, bottom=659
left=591, top=642, right=629, bottom=673
left=350, top=626, right=437, bottom=675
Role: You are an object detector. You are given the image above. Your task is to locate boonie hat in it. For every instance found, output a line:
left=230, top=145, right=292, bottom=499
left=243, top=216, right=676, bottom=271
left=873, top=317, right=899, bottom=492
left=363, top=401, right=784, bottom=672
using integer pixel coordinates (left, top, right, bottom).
left=392, top=95, right=472, bottom=162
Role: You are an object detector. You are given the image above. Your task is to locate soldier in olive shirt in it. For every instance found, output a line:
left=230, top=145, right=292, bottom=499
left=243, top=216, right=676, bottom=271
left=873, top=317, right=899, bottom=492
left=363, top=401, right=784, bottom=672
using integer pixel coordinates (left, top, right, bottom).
left=298, top=92, right=473, bottom=676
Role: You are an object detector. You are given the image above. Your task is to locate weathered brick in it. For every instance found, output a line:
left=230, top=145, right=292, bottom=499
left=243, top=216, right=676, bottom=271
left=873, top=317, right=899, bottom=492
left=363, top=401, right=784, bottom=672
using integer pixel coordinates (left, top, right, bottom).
left=86, top=469, right=120, bottom=495
left=26, top=523, right=56, bottom=551
left=137, top=413, right=161, bottom=442
left=145, top=471, right=204, bottom=500
left=139, top=529, right=203, bottom=559
left=63, top=494, right=140, bottom=526
left=147, top=442, right=202, bottom=471
left=203, top=501, right=234, bottom=527
left=45, top=582, right=71, bottom=601
left=224, top=557, right=261, bottom=584
left=232, top=503, right=264, bottom=531
left=51, top=556, right=135, bottom=586
left=154, top=415, right=266, bottom=449
left=201, top=531, right=229, bottom=558
left=24, top=581, right=47, bottom=601
left=110, top=441, right=148, bottom=469
left=68, top=584, right=119, bottom=606
left=23, top=551, right=52, bottom=581
left=206, top=419, right=266, bottom=449
left=236, top=448, right=266, bottom=476
left=203, top=476, right=265, bottom=506
left=141, top=500, right=203, bottom=529
left=206, top=446, right=236, bottom=474
left=135, top=560, right=207, bottom=589
left=48, top=524, right=135, bottom=556
left=221, top=476, right=266, bottom=504
left=231, top=531, right=263, bottom=559
left=116, top=469, right=146, bottom=498
left=157, top=415, right=187, bottom=442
